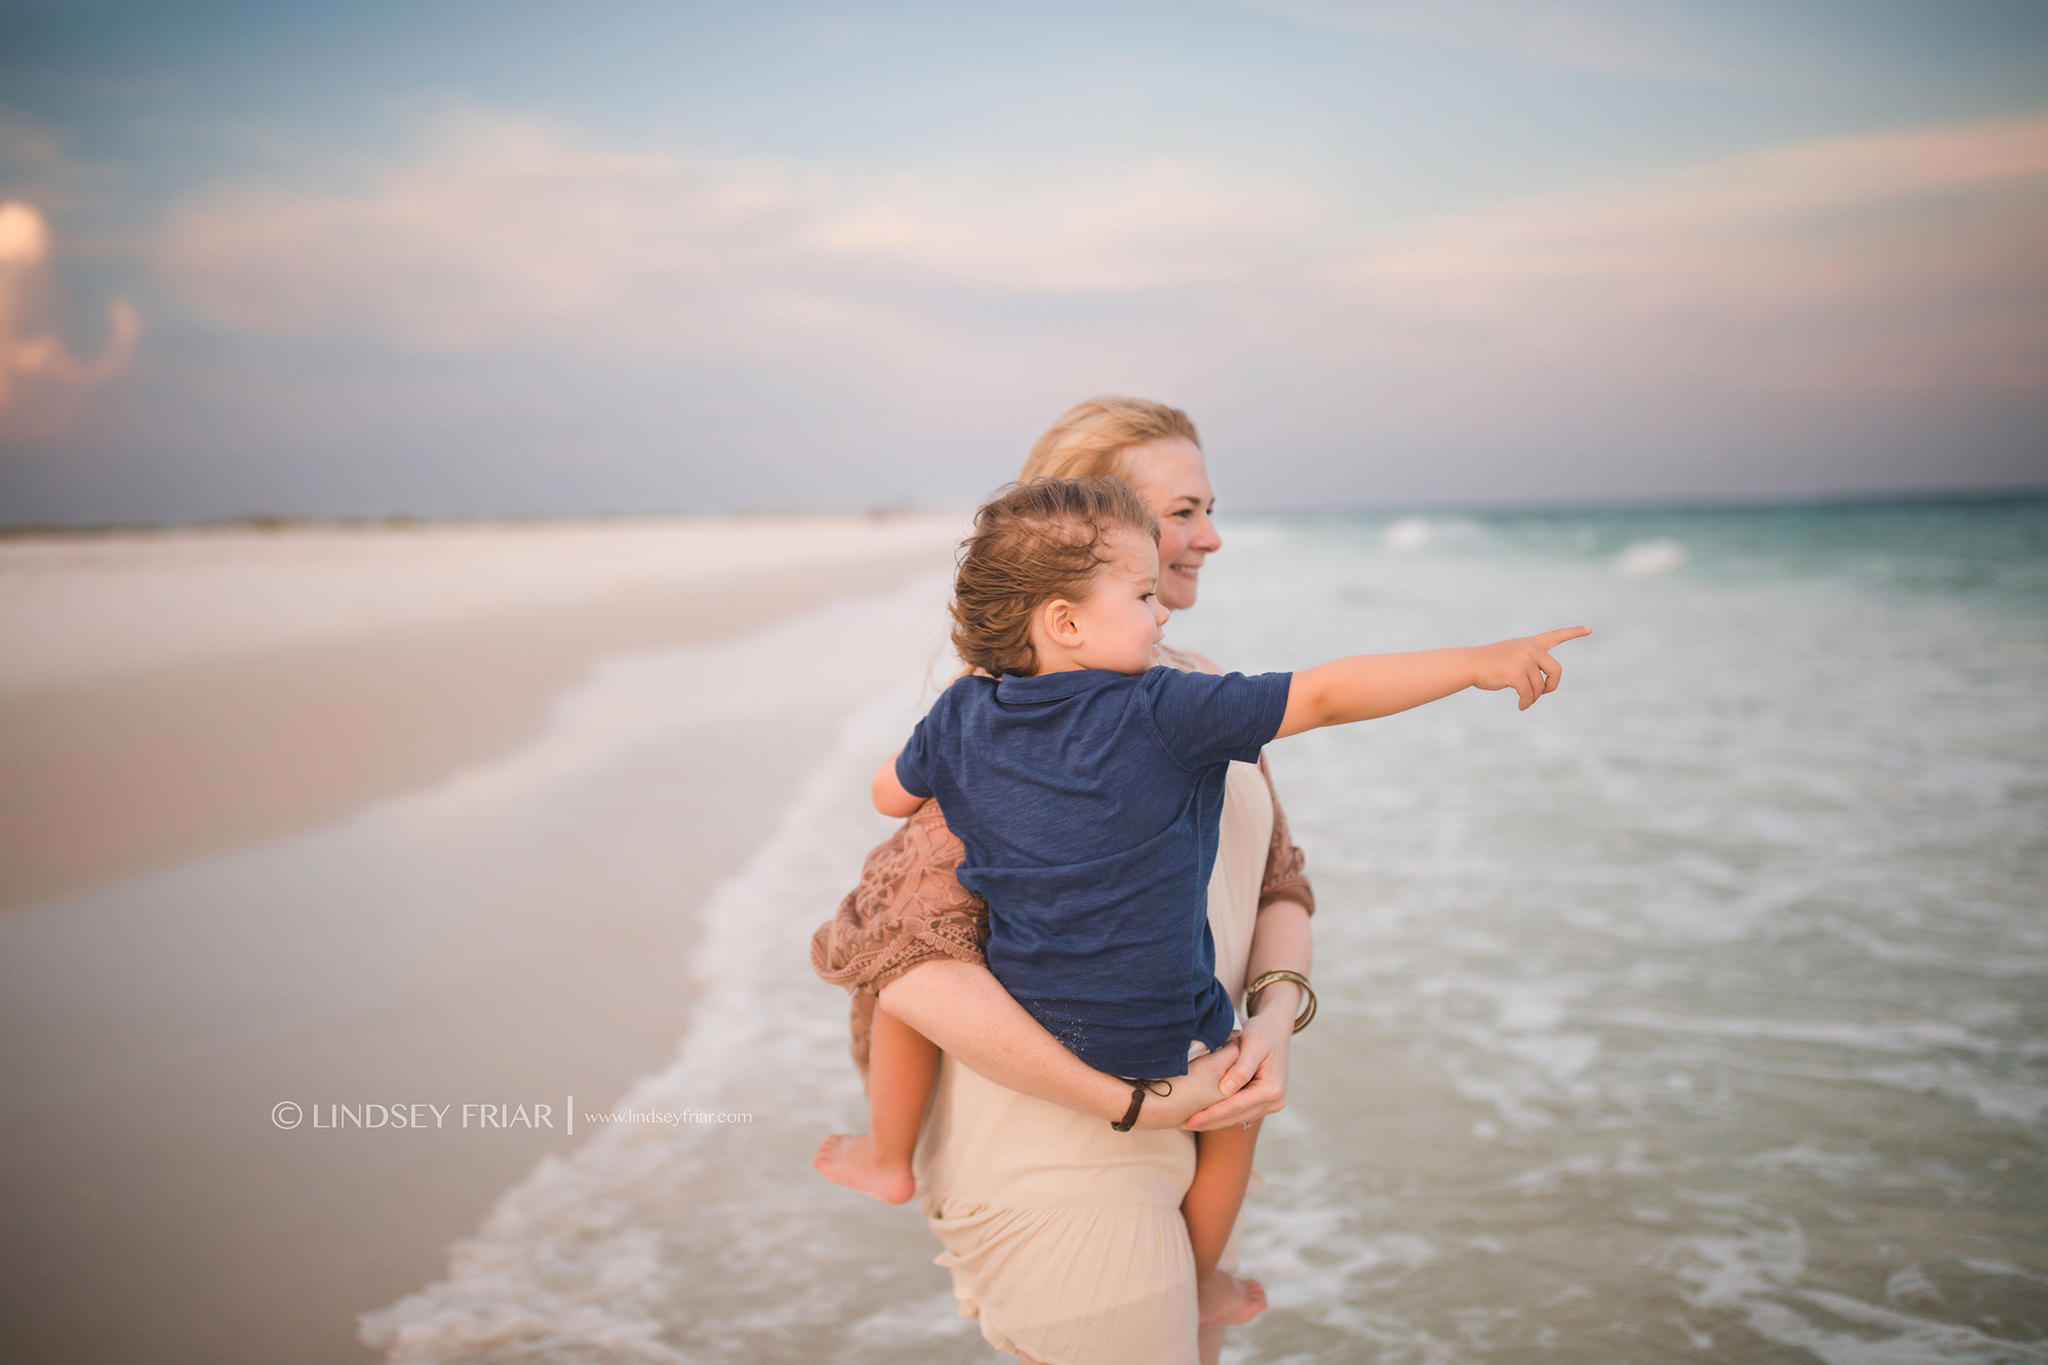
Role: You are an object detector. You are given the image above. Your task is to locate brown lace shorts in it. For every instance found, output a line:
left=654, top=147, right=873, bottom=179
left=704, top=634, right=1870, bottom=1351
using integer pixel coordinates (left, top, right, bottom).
left=809, top=799, right=988, bottom=1082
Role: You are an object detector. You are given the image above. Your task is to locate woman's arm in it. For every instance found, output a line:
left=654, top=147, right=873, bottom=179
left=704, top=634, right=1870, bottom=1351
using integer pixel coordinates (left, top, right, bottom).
left=1185, top=899, right=1312, bottom=1130
left=1185, top=756, right=1317, bottom=1129
left=877, top=959, right=1239, bottom=1130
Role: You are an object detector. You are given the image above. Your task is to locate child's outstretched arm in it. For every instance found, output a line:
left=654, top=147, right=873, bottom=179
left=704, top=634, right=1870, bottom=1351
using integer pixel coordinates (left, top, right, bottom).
left=1276, top=626, right=1591, bottom=739
left=872, top=749, right=925, bottom=818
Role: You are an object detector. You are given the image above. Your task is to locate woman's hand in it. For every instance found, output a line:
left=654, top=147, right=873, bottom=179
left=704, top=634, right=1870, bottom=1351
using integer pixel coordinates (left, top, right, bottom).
left=1129, top=1043, right=1241, bottom=1129
left=1182, top=1008, right=1292, bottom=1131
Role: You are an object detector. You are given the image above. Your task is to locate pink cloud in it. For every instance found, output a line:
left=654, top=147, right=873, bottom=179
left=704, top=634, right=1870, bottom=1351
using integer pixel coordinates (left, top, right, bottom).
left=151, top=107, right=2048, bottom=407
left=156, top=111, right=1325, bottom=356
left=0, top=200, right=141, bottom=434
left=1338, top=115, right=2048, bottom=391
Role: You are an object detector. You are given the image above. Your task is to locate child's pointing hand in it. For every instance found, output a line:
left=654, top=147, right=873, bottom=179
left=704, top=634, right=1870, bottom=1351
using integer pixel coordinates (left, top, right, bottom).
left=1278, top=624, right=1594, bottom=736
left=1471, top=626, right=1592, bottom=710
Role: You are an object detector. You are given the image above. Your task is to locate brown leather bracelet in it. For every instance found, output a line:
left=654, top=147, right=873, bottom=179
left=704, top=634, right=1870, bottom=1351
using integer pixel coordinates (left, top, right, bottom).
left=1109, top=1078, right=1172, bottom=1131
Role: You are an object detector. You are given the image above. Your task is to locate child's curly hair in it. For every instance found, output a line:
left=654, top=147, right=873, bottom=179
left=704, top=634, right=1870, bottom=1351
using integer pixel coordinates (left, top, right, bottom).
left=952, top=476, right=1160, bottom=677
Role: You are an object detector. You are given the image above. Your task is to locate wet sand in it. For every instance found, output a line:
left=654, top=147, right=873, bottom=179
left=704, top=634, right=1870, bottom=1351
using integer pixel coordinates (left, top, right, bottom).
left=0, top=517, right=958, bottom=1365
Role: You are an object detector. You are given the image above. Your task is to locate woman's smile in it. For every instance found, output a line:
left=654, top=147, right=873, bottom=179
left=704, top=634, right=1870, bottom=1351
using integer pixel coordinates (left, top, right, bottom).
left=1118, top=435, right=1222, bottom=613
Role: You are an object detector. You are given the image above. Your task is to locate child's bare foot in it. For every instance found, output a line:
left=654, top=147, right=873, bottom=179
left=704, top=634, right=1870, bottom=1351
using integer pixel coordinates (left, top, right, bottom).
left=812, top=1133, right=915, bottom=1204
left=1197, top=1268, right=1268, bottom=1326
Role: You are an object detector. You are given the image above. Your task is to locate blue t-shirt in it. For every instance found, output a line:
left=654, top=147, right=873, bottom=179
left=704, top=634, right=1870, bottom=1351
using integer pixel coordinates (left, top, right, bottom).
left=895, top=665, right=1293, bottom=1077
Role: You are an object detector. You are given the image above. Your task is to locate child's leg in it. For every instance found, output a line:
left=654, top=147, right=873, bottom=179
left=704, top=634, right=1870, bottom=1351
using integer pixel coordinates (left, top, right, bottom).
left=1185, top=1120, right=1268, bottom=1326
left=813, top=1007, right=938, bottom=1204
left=869, top=1008, right=940, bottom=1169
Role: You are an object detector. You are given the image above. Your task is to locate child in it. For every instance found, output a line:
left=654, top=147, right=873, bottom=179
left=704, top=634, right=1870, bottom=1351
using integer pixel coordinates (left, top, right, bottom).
left=815, top=475, right=1587, bottom=1324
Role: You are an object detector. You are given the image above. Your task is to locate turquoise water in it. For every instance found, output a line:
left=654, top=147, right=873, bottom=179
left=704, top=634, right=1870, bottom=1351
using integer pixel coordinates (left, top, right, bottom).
left=1172, top=498, right=2048, bottom=1362
left=367, top=498, right=2048, bottom=1363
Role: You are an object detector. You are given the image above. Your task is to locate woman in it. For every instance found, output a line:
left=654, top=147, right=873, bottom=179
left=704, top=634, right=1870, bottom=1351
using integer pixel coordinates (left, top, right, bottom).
left=835, top=398, right=1315, bottom=1365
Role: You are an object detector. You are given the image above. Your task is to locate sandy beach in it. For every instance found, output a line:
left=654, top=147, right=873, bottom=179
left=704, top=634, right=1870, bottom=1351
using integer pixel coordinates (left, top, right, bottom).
left=0, top=515, right=959, bottom=1365
left=0, top=517, right=960, bottom=912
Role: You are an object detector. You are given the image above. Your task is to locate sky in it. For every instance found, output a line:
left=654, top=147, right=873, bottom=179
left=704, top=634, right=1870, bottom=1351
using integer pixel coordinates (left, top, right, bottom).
left=1, top=0, right=2044, bottom=523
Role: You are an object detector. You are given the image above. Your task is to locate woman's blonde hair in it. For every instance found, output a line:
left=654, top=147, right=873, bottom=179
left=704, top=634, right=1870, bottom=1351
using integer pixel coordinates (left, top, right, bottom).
left=1019, top=397, right=1201, bottom=483
left=952, top=477, right=1160, bottom=678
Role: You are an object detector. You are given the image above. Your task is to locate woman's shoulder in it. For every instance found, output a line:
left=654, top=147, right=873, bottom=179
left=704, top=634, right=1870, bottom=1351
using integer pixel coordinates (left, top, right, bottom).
left=1153, top=642, right=1222, bottom=675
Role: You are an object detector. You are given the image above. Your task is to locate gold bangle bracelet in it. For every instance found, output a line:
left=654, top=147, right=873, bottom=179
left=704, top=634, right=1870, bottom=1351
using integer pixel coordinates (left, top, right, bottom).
left=1245, top=969, right=1317, bottom=1034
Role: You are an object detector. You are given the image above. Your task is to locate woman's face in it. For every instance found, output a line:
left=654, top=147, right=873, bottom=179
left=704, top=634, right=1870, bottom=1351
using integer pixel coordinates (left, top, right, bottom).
left=1118, top=437, right=1220, bottom=612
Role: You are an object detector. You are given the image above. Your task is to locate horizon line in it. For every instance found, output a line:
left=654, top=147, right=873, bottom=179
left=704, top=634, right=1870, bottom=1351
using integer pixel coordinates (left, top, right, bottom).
left=3, top=481, right=2044, bottom=538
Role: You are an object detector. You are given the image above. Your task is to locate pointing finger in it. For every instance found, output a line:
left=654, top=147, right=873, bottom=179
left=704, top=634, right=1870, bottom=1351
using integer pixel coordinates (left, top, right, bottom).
left=1537, top=626, right=1592, bottom=649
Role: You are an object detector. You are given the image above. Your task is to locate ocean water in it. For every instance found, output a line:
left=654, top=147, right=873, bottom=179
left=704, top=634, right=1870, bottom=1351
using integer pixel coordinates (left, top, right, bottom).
left=365, top=498, right=2048, bottom=1363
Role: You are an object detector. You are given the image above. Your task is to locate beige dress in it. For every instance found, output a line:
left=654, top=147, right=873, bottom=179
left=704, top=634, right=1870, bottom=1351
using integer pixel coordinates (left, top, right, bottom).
left=914, top=760, right=1275, bottom=1365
